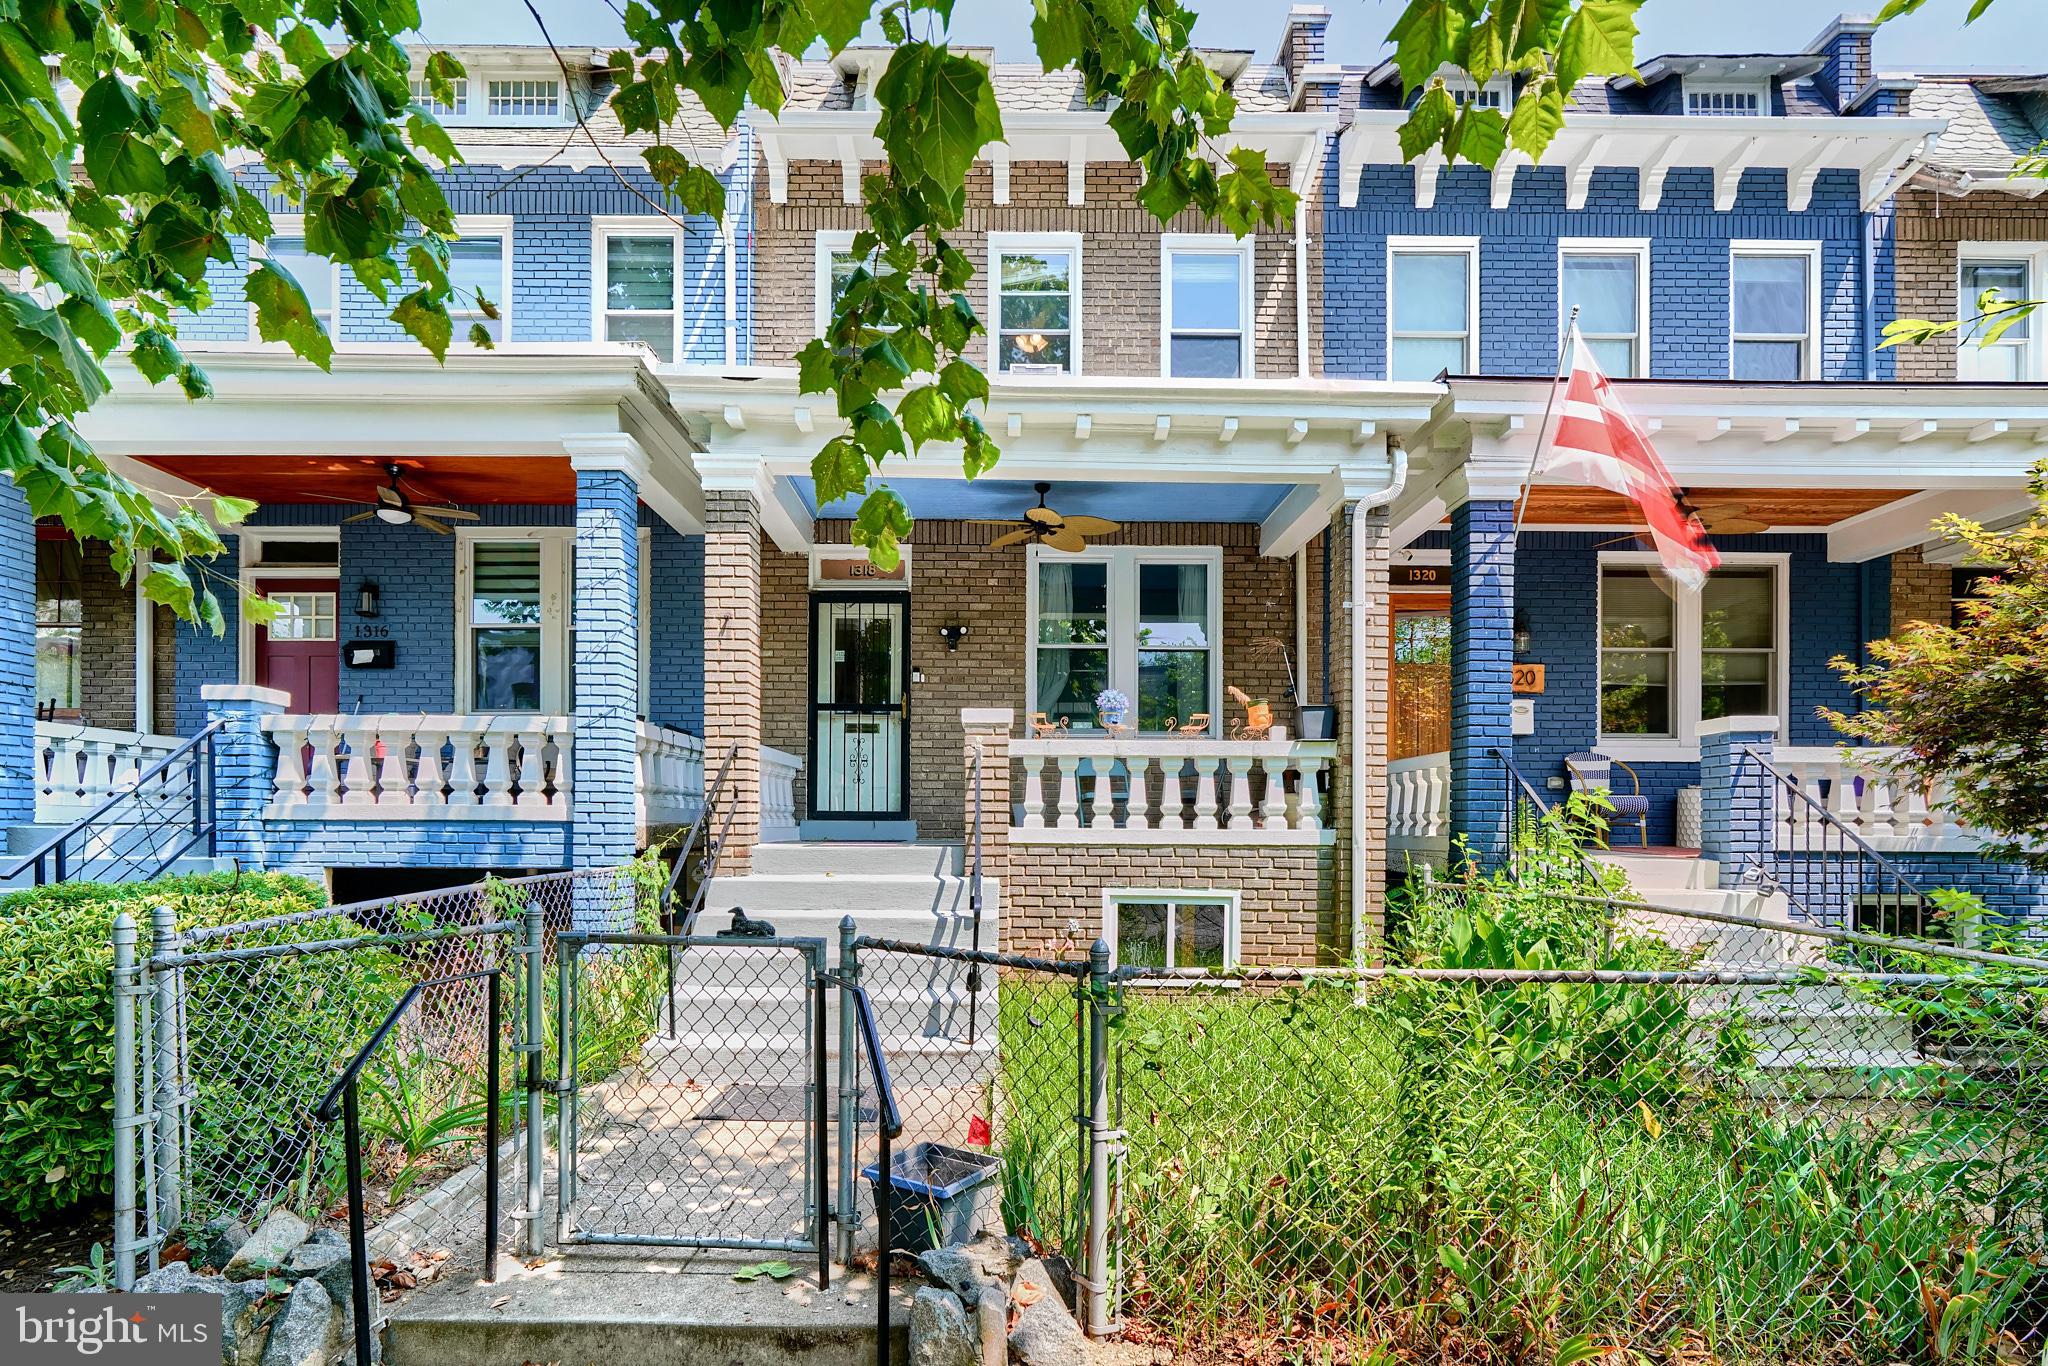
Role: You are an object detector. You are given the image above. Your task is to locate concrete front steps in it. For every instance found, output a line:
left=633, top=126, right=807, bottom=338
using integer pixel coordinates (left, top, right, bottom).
left=1589, top=852, right=1821, bottom=969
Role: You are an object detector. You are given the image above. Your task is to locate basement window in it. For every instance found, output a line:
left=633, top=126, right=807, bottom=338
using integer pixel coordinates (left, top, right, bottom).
left=1107, top=891, right=1239, bottom=971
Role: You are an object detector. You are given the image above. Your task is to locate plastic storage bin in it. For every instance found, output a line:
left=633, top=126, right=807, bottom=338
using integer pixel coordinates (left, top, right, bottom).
left=860, top=1142, right=1000, bottom=1254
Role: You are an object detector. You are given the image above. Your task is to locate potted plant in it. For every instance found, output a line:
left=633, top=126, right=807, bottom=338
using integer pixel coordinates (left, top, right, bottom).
left=1094, top=687, right=1132, bottom=730
left=1250, top=636, right=1337, bottom=741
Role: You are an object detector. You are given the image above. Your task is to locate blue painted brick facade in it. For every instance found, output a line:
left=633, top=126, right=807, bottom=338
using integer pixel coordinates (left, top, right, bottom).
left=1698, top=723, right=1777, bottom=889
left=1450, top=500, right=1516, bottom=868
left=571, top=467, right=641, bottom=879
left=1, top=482, right=37, bottom=826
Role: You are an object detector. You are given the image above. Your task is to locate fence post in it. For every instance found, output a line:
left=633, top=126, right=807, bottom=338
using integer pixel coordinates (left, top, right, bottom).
left=1082, top=939, right=1115, bottom=1337
left=836, top=916, right=860, bottom=1266
left=519, top=900, right=546, bottom=1257
left=111, top=913, right=141, bottom=1291
left=148, top=904, right=184, bottom=1240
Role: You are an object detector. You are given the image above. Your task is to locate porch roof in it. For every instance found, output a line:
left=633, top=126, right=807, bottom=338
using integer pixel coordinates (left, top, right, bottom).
left=666, top=365, right=1436, bottom=559
left=1400, top=376, right=2048, bottom=561
left=81, top=343, right=706, bottom=534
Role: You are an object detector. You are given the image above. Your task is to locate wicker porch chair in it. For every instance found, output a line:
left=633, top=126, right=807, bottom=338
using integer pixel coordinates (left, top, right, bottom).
left=1564, top=751, right=1651, bottom=848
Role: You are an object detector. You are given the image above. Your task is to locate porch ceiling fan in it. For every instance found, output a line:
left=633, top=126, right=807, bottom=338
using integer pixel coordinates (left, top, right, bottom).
left=970, top=482, right=1121, bottom=552
left=1593, top=493, right=1769, bottom=549
left=339, top=463, right=481, bottom=535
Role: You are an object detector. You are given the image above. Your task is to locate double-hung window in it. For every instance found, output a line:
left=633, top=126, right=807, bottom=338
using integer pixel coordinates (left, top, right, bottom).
left=1598, top=555, right=1785, bottom=750
left=595, top=222, right=682, bottom=361
left=816, top=230, right=900, bottom=337
left=1560, top=240, right=1648, bottom=377
left=1029, top=547, right=1220, bottom=734
left=448, top=217, right=512, bottom=343
left=457, top=529, right=654, bottom=714
left=1162, top=235, right=1251, bottom=378
left=991, top=234, right=1080, bottom=376
left=1730, top=243, right=1818, bottom=380
left=35, top=533, right=82, bottom=715
left=1388, top=238, right=1477, bottom=381
left=1957, top=248, right=2044, bottom=381
left=1107, top=890, right=1239, bottom=971
left=254, top=223, right=340, bottom=340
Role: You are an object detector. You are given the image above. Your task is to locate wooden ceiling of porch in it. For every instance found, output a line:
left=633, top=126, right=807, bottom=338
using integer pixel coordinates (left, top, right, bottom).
left=1520, top=486, right=1916, bottom=527
left=136, top=455, right=575, bottom=505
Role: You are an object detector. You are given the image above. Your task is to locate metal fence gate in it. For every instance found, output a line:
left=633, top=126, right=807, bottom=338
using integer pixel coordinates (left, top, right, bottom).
left=552, top=930, right=830, bottom=1273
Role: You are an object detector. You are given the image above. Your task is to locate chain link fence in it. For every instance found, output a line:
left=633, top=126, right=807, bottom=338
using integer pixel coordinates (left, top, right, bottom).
left=112, top=867, right=648, bottom=1290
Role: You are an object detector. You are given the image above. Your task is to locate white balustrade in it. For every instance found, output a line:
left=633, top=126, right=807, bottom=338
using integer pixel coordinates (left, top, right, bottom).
left=1770, top=746, right=1980, bottom=852
left=260, top=715, right=572, bottom=820
left=1009, top=737, right=1336, bottom=844
left=1387, top=751, right=1451, bottom=857
left=637, top=723, right=706, bottom=827
left=33, top=723, right=184, bottom=824
left=760, top=746, right=804, bottom=843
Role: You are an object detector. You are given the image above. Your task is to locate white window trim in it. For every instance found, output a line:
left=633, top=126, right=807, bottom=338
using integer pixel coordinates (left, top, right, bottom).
left=1024, top=544, right=1225, bottom=737
left=814, top=229, right=858, bottom=336
left=1595, top=551, right=1791, bottom=761
left=1387, top=235, right=1480, bottom=380
left=1956, top=242, right=2048, bottom=382
left=1159, top=232, right=1255, bottom=380
left=1729, top=240, right=1821, bottom=381
left=450, top=214, right=515, bottom=345
left=235, top=530, right=342, bottom=687
left=410, top=75, right=470, bottom=118
left=482, top=76, right=565, bottom=126
left=590, top=217, right=684, bottom=363
left=1683, top=77, right=1768, bottom=116
left=1559, top=237, right=1651, bottom=378
left=249, top=215, right=342, bottom=343
left=1103, top=888, right=1243, bottom=972
left=988, top=230, right=1084, bottom=379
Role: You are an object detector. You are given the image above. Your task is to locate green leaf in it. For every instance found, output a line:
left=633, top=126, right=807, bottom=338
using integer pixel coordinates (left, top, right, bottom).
left=1449, top=106, right=1508, bottom=168
left=78, top=77, right=167, bottom=196
left=406, top=113, right=460, bottom=166
left=1400, top=84, right=1456, bottom=162
left=392, top=289, right=453, bottom=361
left=874, top=44, right=1005, bottom=202
left=212, top=496, right=258, bottom=526
left=850, top=487, right=913, bottom=572
left=1506, top=85, right=1566, bottom=160
left=897, top=384, right=956, bottom=448
left=141, top=563, right=196, bottom=620
left=1388, top=0, right=1467, bottom=94
left=1555, top=0, right=1642, bottom=92
left=795, top=339, right=839, bottom=396
left=246, top=260, right=335, bottom=371
left=937, top=358, right=989, bottom=407
left=158, top=68, right=222, bottom=155
left=811, top=436, right=870, bottom=507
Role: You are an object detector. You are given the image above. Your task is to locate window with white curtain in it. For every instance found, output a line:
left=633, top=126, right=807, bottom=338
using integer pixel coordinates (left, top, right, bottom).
left=1389, top=240, right=1476, bottom=380
left=1163, top=237, right=1250, bottom=378
left=1958, top=251, right=2041, bottom=381
left=1029, top=548, right=1220, bottom=733
left=597, top=228, right=681, bottom=361
left=1730, top=245, right=1817, bottom=380
left=1561, top=242, right=1646, bottom=377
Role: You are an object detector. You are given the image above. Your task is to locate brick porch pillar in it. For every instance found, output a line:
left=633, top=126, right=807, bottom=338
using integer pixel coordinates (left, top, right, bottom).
left=1449, top=495, right=1517, bottom=871
left=202, top=683, right=289, bottom=871
left=702, top=487, right=763, bottom=876
left=961, top=709, right=1012, bottom=887
left=1699, top=717, right=1779, bottom=891
left=0, top=481, right=33, bottom=828
left=565, top=441, right=643, bottom=902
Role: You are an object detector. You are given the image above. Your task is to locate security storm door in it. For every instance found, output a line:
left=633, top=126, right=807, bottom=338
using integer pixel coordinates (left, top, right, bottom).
left=809, top=594, right=909, bottom=819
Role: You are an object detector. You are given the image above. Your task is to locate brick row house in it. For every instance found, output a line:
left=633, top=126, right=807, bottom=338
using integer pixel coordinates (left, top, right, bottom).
left=4, top=12, right=2046, bottom=954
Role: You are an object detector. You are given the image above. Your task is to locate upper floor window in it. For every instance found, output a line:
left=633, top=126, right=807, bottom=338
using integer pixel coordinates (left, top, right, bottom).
left=448, top=218, right=512, bottom=342
left=1730, top=244, right=1817, bottom=381
left=411, top=76, right=468, bottom=117
left=1958, top=249, right=2042, bottom=381
left=991, top=234, right=1080, bottom=376
left=595, top=223, right=681, bottom=362
left=488, top=79, right=559, bottom=118
left=1389, top=237, right=1476, bottom=381
left=257, top=231, right=339, bottom=337
left=1599, top=556, right=1784, bottom=746
left=816, top=230, right=900, bottom=335
left=1162, top=235, right=1251, bottom=379
left=1561, top=241, right=1647, bottom=378
left=1684, top=80, right=1765, bottom=115
left=1444, top=74, right=1509, bottom=109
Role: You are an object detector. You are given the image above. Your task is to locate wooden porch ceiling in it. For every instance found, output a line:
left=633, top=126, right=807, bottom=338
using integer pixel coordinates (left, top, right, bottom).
left=134, top=455, right=576, bottom=505
left=1517, top=486, right=1917, bottom=527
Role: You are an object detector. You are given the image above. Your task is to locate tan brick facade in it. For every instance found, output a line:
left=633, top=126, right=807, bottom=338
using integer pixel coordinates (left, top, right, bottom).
left=1891, top=187, right=2048, bottom=383
left=77, top=542, right=175, bottom=732
left=1890, top=545, right=1952, bottom=631
left=704, top=490, right=764, bottom=874
left=751, top=161, right=1318, bottom=379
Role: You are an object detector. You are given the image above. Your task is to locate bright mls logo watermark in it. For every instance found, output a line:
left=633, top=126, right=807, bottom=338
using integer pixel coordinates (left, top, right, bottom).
left=2, top=1294, right=218, bottom=1364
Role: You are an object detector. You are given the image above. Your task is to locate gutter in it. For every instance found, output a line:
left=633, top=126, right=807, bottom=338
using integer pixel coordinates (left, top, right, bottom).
left=1348, top=442, right=1407, bottom=960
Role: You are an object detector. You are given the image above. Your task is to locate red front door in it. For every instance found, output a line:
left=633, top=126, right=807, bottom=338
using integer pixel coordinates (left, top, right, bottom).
left=254, top=579, right=341, bottom=713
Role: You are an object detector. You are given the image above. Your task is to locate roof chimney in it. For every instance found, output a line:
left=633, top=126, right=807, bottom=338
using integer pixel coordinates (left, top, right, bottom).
left=1277, top=5, right=1331, bottom=89
left=1806, top=13, right=1878, bottom=112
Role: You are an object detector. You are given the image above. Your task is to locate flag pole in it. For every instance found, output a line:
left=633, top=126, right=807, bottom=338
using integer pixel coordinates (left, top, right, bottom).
left=1511, top=304, right=1579, bottom=540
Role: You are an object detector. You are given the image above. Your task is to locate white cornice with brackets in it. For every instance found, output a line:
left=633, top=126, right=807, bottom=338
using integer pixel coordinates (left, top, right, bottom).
left=754, top=110, right=1337, bottom=205
left=1337, top=112, right=1944, bottom=213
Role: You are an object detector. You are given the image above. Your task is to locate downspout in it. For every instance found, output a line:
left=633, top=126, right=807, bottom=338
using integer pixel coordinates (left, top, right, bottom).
left=1348, top=443, right=1408, bottom=958
left=1861, top=209, right=1874, bottom=380
left=1294, top=132, right=1321, bottom=378
left=1294, top=547, right=1309, bottom=703
left=723, top=219, right=738, bottom=367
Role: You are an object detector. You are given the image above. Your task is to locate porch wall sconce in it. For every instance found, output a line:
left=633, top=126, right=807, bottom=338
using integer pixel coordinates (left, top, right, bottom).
left=938, top=623, right=970, bottom=651
left=1512, top=613, right=1532, bottom=655
left=356, top=581, right=381, bottom=618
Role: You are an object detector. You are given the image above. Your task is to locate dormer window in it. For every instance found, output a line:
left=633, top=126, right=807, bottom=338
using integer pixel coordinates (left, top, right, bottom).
left=488, top=79, right=560, bottom=118
left=411, top=77, right=468, bottom=117
left=1444, top=74, right=1510, bottom=110
left=1684, top=79, right=1765, bottom=116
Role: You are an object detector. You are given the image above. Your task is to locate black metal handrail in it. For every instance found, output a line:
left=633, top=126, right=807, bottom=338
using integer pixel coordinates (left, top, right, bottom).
left=965, top=744, right=987, bottom=1045
left=2, top=721, right=223, bottom=886
left=1488, top=747, right=1603, bottom=882
left=1739, top=746, right=1936, bottom=936
left=820, top=969, right=902, bottom=1366
left=314, top=969, right=503, bottom=1366
left=660, top=741, right=738, bottom=932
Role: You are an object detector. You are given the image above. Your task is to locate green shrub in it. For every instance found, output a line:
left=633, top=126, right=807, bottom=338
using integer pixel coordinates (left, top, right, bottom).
left=0, top=873, right=328, bottom=1221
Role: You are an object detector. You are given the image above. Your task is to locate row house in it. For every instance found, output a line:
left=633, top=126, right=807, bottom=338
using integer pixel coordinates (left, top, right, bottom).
left=4, top=12, right=2045, bottom=959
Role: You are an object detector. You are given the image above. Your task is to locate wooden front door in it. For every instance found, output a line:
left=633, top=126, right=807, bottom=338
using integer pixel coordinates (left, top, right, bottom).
left=1390, top=593, right=1452, bottom=761
left=254, top=579, right=340, bottom=713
